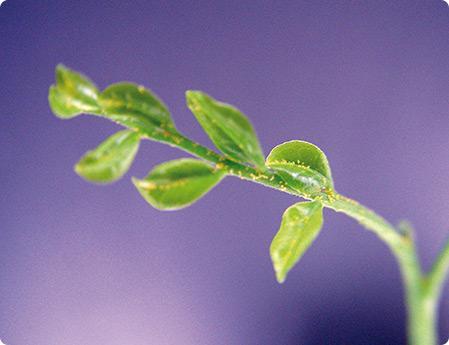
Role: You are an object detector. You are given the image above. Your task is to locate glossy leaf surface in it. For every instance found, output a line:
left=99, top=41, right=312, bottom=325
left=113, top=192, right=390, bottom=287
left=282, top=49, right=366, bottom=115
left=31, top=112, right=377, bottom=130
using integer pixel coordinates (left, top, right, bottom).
left=266, top=140, right=333, bottom=196
left=186, top=91, right=264, bottom=167
left=133, top=159, right=225, bottom=210
left=75, top=130, right=140, bottom=183
left=99, top=83, right=176, bottom=136
left=270, top=201, right=324, bottom=283
left=48, top=64, right=101, bottom=118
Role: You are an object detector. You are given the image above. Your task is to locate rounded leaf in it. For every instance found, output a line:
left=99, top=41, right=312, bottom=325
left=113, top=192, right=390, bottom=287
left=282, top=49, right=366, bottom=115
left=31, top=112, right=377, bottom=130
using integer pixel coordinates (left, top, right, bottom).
left=133, top=159, right=226, bottom=210
left=266, top=140, right=333, bottom=196
left=75, top=130, right=140, bottom=183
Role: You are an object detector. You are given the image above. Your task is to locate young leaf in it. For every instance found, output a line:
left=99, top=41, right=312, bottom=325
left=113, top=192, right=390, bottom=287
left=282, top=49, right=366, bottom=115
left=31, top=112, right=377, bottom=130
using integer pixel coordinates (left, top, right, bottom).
left=48, top=64, right=101, bottom=118
left=75, top=130, right=140, bottom=183
left=99, top=83, right=177, bottom=136
left=266, top=140, right=333, bottom=197
left=132, top=158, right=226, bottom=210
left=186, top=91, right=265, bottom=167
left=270, top=201, right=324, bottom=283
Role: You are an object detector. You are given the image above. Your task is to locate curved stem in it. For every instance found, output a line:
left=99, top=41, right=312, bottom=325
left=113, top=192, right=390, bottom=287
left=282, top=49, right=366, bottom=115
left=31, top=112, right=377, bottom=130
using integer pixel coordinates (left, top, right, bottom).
left=143, top=130, right=445, bottom=345
left=324, top=195, right=437, bottom=345
left=324, top=194, right=406, bottom=255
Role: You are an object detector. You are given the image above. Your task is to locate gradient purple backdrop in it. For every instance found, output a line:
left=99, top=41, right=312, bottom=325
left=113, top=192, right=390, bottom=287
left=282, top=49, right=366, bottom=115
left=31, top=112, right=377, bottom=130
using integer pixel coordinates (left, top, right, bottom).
left=2, top=1, right=449, bottom=344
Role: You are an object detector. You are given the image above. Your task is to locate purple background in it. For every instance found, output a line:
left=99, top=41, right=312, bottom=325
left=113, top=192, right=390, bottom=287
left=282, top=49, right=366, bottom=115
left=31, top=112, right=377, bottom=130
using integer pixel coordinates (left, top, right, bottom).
left=2, top=1, right=449, bottom=344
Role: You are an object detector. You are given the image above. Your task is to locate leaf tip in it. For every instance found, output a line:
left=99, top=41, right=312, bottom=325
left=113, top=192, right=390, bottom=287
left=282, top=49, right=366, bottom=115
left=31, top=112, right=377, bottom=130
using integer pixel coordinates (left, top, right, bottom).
left=131, top=176, right=141, bottom=188
left=271, top=247, right=287, bottom=284
left=185, top=90, right=203, bottom=107
left=277, top=277, right=286, bottom=284
left=185, top=89, right=200, bottom=97
left=73, top=160, right=83, bottom=176
left=55, top=63, right=68, bottom=75
left=274, top=268, right=287, bottom=284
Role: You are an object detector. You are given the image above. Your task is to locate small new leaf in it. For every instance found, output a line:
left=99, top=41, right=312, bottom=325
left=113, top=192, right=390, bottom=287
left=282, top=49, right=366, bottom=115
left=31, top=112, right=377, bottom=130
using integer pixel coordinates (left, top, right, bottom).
left=132, top=159, right=226, bottom=210
left=186, top=91, right=265, bottom=167
left=49, top=66, right=177, bottom=141
left=99, top=83, right=176, bottom=136
left=75, top=130, right=140, bottom=183
left=48, top=64, right=101, bottom=118
left=270, top=201, right=324, bottom=283
left=266, top=140, right=333, bottom=197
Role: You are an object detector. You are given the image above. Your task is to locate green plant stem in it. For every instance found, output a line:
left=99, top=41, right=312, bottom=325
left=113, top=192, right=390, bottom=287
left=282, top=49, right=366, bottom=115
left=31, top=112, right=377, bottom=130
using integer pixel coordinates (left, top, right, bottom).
left=406, top=278, right=438, bottom=345
left=147, top=130, right=449, bottom=345
left=428, top=235, right=449, bottom=298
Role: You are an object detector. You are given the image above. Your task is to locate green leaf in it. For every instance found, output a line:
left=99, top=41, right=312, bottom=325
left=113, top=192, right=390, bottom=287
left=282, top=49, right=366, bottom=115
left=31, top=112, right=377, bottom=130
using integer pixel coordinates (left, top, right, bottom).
left=186, top=91, right=264, bottom=167
left=132, top=159, right=225, bottom=210
left=266, top=140, right=333, bottom=197
left=99, top=83, right=176, bottom=136
left=75, top=130, right=140, bottom=183
left=270, top=201, right=324, bottom=283
left=48, top=64, right=101, bottom=118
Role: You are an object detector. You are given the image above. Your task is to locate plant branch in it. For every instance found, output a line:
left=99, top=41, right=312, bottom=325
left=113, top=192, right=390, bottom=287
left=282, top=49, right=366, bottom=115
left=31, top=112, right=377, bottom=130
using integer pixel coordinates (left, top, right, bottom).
left=427, top=234, right=449, bottom=297
left=150, top=130, right=412, bottom=259
left=49, top=65, right=448, bottom=345
left=155, top=130, right=439, bottom=345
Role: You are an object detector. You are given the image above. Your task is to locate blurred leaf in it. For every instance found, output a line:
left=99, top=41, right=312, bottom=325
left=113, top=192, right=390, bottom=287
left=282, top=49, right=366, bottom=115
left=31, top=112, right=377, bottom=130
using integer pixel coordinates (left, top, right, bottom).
left=266, top=140, right=333, bottom=197
left=75, top=130, right=140, bottom=183
left=270, top=201, right=324, bottom=283
left=133, top=158, right=225, bottom=210
left=99, top=83, right=176, bottom=136
left=48, top=64, right=101, bottom=118
left=186, top=91, right=264, bottom=167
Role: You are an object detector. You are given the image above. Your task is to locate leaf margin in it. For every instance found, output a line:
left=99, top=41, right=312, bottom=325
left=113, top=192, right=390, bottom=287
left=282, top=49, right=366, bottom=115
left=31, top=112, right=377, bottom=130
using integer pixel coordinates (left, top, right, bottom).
left=270, top=200, right=324, bottom=283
